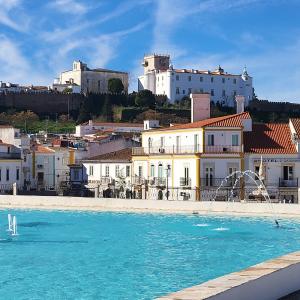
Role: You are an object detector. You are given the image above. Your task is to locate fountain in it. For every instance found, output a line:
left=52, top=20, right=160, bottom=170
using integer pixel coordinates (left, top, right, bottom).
left=213, top=157, right=279, bottom=226
left=11, top=216, right=18, bottom=236
left=7, top=214, right=13, bottom=232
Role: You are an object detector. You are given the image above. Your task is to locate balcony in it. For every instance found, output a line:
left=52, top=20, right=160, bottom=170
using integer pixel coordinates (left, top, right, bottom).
left=279, top=178, right=298, bottom=188
left=149, top=177, right=166, bottom=186
left=180, top=177, right=191, bottom=187
left=132, top=144, right=242, bottom=156
left=0, top=152, right=21, bottom=159
left=201, top=178, right=240, bottom=188
left=132, top=176, right=145, bottom=185
left=205, top=145, right=242, bottom=153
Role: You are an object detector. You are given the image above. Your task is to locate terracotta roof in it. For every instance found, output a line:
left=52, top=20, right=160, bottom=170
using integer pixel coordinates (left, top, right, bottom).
left=172, top=69, right=248, bottom=77
left=85, top=148, right=132, bottom=162
left=35, top=145, right=55, bottom=154
left=244, top=123, right=297, bottom=154
left=150, top=112, right=250, bottom=132
left=290, top=119, right=300, bottom=137
left=82, top=121, right=143, bottom=128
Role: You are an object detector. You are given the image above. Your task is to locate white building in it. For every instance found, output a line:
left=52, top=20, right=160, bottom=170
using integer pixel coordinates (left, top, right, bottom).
left=131, top=93, right=300, bottom=202
left=0, top=142, right=22, bottom=192
left=138, top=54, right=253, bottom=106
left=82, top=148, right=132, bottom=196
left=55, top=60, right=129, bottom=94
left=32, top=145, right=73, bottom=190
left=75, top=120, right=144, bottom=137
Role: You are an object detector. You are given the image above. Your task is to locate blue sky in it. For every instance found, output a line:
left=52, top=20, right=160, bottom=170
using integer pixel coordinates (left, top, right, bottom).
left=1, top=0, right=300, bottom=101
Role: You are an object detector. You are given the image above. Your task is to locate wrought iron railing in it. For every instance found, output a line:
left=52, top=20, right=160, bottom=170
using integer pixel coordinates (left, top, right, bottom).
left=132, top=144, right=242, bottom=155
left=180, top=177, right=191, bottom=187
left=148, top=177, right=166, bottom=186
left=279, top=178, right=298, bottom=187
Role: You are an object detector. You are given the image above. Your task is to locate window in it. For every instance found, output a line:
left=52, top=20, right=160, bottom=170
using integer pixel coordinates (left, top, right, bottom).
left=233, top=78, right=237, bottom=84
left=228, top=165, right=238, bottom=186
left=105, top=165, right=109, bottom=177
left=115, top=165, right=120, bottom=177
left=188, top=88, right=192, bottom=94
left=211, top=89, right=214, bottom=96
left=138, top=166, right=143, bottom=178
left=233, top=90, right=237, bottom=97
left=148, top=137, right=152, bottom=150
left=204, top=165, right=214, bottom=186
left=176, top=75, right=179, bottom=81
left=16, top=168, right=19, bottom=181
left=211, top=77, right=214, bottom=83
left=283, top=166, right=293, bottom=180
left=182, top=89, right=186, bottom=94
left=255, top=165, right=266, bottom=182
left=232, top=134, right=239, bottom=146
left=176, top=87, right=180, bottom=94
left=184, top=166, right=189, bottom=185
left=160, top=137, right=165, bottom=148
left=74, top=169, right=79, bottom=181
left=188, top=76, right=191, bottom=81
left=7, top=147, right=10, bottom=154
left=200, top=76, right=203, bottom=82
left=150, top=164, right=155, bottom=177
left=166, top=165, right=171, bottom=177
left=6, top=168, right=9, bottom=181
left=222, top=78, right=225, bottom=83
left=126, top=166, right=130, bottom=177
left=89, top=165, right=93, bottom=176
left=222, top=90, right=226, bottom=97
left=207, top=134, right=214, bottom=146
left=176, top=136, right=181, bottom=153
left=194, top=134, right=199, bottom=152
left=158, top=164, right=163, bottom=178
left=0, top=168, right=1, bottom=181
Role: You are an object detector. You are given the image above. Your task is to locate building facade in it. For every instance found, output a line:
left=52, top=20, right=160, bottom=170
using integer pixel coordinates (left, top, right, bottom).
left=55, top=60, right=129, bottom=94
left=75, top=120, right=144, bottom=137
left=138, top=54, right=253, bottom=105
left=130, top=94, right=300, bottom=202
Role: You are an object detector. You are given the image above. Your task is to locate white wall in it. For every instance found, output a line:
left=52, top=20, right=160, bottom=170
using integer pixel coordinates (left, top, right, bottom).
left=0, top=160, right=22, bottom=190
left=139, top=69, right=253, bottom=104
left=83, top=161, right=131, bottom=183
left=142, top=129, right=204, bottom=153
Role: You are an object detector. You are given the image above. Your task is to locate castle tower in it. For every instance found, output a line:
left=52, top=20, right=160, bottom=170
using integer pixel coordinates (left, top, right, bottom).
left=142, top=54, right=170, bottom=74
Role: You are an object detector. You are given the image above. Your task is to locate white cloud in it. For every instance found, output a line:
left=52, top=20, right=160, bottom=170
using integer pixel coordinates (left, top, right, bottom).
left=0, top=0, right=29, bottom=32
left=43, top=0, right=151, bottom=43
left=50, top=0, right=88, bottom=15
left=0, top=35, right=50, bottom=85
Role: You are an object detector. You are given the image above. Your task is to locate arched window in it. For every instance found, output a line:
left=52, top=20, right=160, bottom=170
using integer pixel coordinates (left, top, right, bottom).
left=158, top=163, right=163, bottom=178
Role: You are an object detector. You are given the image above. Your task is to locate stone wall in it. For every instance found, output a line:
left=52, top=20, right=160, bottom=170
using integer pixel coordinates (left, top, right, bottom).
left=0, top=92, right=84, bottom=114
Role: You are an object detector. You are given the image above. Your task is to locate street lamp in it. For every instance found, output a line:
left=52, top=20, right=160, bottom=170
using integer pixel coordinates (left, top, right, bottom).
left=166, top=165, right=171, bottom=200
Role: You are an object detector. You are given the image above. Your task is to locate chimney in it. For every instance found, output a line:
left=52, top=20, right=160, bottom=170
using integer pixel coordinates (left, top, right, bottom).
left=144, top=120, right=159, bottom=130
left=88, top=120, right=93, bottom=126
left=235, top=95, right=245, bottom=114
left=190, top=93, right=211, bottom=122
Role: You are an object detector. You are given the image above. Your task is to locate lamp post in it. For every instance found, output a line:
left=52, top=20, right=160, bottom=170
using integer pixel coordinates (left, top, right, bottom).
left=166, top=165, right=171, bottom=200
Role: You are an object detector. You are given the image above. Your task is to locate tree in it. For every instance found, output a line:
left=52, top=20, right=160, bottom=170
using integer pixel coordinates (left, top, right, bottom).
left=135, top=89, right=155, bottom=108
left=77, top=104, right=91, bottom=124
left=108, top=78, right=124, bottom=94
left=180, top=96, right=191, bottom=108
left=62, top=87, right=72, bottom=94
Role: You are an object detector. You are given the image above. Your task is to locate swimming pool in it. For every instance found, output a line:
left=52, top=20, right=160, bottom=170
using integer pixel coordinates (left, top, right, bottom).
left=0, top=210, right=299, bottom=299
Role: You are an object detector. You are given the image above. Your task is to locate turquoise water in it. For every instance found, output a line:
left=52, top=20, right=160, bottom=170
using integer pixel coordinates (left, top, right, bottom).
left=0, top=211, right=299, bottom=299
